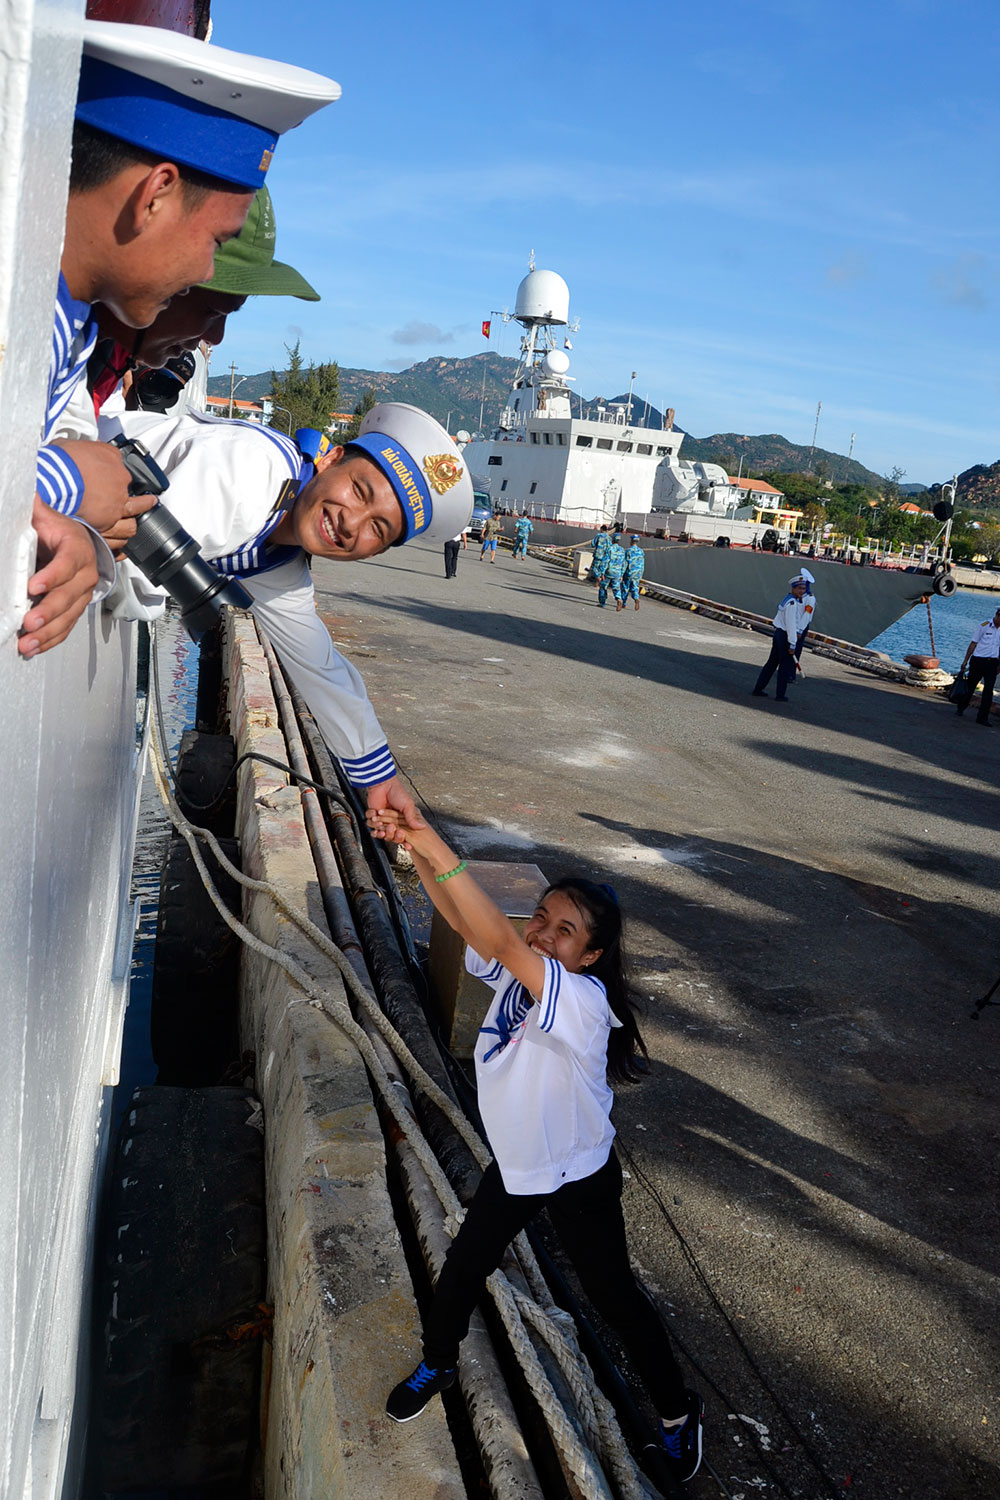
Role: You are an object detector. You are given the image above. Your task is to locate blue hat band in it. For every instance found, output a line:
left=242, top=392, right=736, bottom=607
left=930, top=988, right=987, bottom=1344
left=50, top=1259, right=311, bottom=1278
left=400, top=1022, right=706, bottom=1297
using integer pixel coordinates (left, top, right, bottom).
left=76, top=57, right=278, bottom=191
left=349, top=433, right=432, bottom=542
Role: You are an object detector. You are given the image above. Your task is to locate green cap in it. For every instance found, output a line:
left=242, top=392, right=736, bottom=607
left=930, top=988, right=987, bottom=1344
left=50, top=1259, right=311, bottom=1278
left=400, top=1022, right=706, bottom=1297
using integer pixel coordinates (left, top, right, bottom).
left=200, top=186, right=320, bottom=300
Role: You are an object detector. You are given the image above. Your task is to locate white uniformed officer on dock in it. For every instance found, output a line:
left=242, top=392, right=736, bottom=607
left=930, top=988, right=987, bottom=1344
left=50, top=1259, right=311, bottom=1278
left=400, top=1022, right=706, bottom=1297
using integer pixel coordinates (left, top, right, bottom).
left=752, top=574, right=808, bottom=701
left=24, top=21, right=339, bottom=660
left=954, top=606, right=1000, bottom=726
left=103, top=402, right=473, bottom=826
left=794, top=566, right=817, bottom=658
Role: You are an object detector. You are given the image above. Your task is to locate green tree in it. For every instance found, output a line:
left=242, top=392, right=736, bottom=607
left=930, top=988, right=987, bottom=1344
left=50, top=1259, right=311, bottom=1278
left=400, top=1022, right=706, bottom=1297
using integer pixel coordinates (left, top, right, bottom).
left=801, top=501, right=827, bottom=530
left=880, top=465, right=906, bottom=505
left=975, top=523, right=1000, bottom=563
left=340, top=385, right=377, bottom=443
left=269, top=340, right=339, bottom=435
left=757, top=470, right=826, bottom=505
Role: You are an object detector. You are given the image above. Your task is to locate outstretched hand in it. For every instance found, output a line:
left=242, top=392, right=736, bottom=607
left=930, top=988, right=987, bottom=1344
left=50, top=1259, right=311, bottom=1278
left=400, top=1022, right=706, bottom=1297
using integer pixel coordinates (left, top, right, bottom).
left=365, top=776, right=426, bottom=840
left=367, top=805, right=440, bottom=862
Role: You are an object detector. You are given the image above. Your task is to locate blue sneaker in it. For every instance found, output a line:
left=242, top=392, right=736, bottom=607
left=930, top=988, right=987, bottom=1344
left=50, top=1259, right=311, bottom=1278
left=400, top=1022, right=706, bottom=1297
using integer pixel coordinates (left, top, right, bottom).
left=386, top=1360, right=457, bottom=1422
left=658, top=1389, right=704, bottom=1483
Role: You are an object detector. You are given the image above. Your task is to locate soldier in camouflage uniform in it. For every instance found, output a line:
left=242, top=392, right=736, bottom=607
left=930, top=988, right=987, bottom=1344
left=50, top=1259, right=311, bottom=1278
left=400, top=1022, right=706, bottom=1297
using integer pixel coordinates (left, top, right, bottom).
left=590, top=525, right=611, bottom=587
left=620, top=535, right=645, bottom=611
left=512, top=514, right=534, bottom=559
left=599, top=534, right=627, bottom=609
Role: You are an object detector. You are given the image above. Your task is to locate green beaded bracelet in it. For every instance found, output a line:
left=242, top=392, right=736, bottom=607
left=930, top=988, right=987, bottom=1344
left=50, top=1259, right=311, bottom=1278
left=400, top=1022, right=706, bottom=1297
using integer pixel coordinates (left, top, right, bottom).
left=435, top=860, right=468, bottom=883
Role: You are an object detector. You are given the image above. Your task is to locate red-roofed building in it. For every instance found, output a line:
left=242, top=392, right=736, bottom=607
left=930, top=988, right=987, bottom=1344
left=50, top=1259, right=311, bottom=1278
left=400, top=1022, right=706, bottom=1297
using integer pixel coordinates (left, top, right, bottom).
left=206, top=395, right=265, bottom=422
left=727, top=475, right=786, bottom=504
left=898, top=501, right=932, bottom=516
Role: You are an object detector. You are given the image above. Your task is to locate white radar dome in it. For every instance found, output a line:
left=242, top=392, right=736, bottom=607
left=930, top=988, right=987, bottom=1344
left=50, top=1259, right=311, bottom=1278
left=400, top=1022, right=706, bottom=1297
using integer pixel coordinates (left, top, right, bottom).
left=514, top=268, right=570, bottom=325
left=541, top=349, right=570, bottom=377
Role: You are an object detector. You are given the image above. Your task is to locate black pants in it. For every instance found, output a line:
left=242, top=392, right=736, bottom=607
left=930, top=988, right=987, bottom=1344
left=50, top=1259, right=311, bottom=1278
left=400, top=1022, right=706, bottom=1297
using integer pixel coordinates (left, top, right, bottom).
left=443, top=539, right=460, bottom=577
left=957, top=655, right=998, bottom=722
left=754, top=628, right=796, bottom=697
left=422, top=1151, right=688, bottom=1415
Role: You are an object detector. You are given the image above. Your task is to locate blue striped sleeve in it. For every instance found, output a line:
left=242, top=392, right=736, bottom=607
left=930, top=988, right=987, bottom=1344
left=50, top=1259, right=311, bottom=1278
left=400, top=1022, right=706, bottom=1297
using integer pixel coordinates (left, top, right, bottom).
left=465, top=948, right=505, bottom=983
left=537, top=956, right=562, bottom=1033
left=36, top=445, right=85, bottom=515
left=340, top=742, right=396, bottom=786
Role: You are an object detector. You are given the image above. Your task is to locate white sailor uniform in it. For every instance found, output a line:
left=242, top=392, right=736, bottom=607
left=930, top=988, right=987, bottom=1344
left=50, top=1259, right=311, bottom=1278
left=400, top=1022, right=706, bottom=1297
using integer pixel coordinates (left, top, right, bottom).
left=104, top=410, right=395, bottom=789
left=795, top=588, right=816, bottom=656
left=752, top=590, right=801, bottom=698
left=466, top=947, right=621, bottom=1195
left=35, top=274, right=100, bottom=514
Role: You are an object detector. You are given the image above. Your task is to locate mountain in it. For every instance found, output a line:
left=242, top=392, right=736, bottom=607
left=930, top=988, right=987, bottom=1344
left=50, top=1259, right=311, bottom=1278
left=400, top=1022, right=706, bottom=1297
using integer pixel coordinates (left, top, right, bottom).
left=208, top=353, right=517, bottom=431
left=208, top=354, right=931, bottom=489
left=956, top=460, right=1000, bottom=511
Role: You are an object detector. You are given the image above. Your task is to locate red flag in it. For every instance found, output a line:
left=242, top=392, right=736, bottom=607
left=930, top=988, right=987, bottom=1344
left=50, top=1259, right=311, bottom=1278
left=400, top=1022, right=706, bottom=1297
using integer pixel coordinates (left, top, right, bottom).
left=481, top=319, right=491, bottom=339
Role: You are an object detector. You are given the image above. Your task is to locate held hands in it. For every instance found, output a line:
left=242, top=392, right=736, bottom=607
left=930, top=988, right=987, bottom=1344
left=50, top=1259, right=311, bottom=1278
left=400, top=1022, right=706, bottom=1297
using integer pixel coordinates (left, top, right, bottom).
left=365, top=775, right=423, bottom=831
left=51, top=440, right=157, bottom=554
left=20, top=497, right=100, bottom=656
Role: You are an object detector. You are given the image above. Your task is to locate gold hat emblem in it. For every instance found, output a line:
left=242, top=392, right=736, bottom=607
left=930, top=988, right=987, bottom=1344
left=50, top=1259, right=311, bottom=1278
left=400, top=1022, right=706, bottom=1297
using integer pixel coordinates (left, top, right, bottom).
left=424, top=453, right=463, bottom=495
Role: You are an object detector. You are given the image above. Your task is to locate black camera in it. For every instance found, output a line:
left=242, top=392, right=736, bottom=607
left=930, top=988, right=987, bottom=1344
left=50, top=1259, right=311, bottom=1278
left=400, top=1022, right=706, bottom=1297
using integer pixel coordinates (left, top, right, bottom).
left=113, top=434, right=253, bottom=641
left=130, top=351, right=197, bottom=414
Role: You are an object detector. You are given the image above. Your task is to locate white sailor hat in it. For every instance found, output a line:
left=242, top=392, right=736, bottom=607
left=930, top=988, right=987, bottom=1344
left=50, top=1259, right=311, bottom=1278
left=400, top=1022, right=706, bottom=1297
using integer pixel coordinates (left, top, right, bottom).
left=351, top=403, right=474, bottom=544
left=77, top=21, right=340, bottom=192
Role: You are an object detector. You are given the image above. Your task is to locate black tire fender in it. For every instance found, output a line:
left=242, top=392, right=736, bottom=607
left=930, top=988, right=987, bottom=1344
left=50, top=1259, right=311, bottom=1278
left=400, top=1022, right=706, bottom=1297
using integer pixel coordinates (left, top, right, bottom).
left=174, top=729, right=237, bottom=837
left=95, top=1086, right=266, bottom=1491
left=151, top=836, right=242, bottom=1086
left=933, top=574, right=957, bottom=597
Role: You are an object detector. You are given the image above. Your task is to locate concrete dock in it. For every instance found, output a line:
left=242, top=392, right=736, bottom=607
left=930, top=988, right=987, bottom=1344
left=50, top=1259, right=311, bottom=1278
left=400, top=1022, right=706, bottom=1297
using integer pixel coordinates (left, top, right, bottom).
left=304, top=537, right=999, bottom=1499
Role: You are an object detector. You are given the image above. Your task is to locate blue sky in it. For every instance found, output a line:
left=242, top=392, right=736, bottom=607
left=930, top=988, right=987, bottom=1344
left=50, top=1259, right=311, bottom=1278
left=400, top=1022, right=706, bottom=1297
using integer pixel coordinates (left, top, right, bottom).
left=211, top=0, right=999, bottom=483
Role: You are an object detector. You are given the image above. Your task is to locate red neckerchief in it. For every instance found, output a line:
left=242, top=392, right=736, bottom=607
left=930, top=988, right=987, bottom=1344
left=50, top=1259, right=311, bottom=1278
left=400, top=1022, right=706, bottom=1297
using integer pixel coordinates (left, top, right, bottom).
left=89, top=339, right=135, bottom=416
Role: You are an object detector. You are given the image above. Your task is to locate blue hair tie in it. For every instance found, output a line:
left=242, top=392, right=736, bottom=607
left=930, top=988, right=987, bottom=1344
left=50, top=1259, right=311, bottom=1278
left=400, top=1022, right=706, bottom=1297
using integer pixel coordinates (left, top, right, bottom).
left=599, top=882, right=619, bottom=904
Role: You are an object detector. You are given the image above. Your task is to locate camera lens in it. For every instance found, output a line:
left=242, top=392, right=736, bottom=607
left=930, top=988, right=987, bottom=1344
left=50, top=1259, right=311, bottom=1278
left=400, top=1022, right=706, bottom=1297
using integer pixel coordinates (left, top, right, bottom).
left=124, top=503, right=253, bottom=641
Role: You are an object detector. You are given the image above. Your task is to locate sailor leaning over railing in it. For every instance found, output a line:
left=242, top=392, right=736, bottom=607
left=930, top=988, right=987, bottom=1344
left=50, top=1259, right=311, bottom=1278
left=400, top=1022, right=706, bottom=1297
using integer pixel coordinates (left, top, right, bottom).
left=22, top=18, right=338, bottom=660
left=102, top=400, right=474, bottom=827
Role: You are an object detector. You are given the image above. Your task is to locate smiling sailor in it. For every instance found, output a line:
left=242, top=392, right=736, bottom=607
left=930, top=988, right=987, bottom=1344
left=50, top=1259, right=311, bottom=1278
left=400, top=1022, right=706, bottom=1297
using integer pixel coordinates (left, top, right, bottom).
left=24, top=21, right=339, bottom=660
left=103, top=402, right=472, bottom=823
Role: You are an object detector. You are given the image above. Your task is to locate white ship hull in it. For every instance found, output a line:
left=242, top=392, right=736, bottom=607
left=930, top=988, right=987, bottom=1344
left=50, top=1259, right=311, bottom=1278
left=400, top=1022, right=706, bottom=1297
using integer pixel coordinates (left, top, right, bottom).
left=0, top=9, right=145, bottom=1497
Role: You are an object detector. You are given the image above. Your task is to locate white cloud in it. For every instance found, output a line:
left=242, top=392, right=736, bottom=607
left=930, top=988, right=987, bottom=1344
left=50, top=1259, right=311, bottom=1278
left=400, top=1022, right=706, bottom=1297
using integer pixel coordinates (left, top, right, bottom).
left=391, top=320, right=454, bottom=346
left=932, top=255, right=987, bottom=310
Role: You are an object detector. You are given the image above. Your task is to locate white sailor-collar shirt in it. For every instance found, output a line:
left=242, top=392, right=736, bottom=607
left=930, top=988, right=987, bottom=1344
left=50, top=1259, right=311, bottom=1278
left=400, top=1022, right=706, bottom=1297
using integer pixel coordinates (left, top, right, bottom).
left=99, top=409, right=396, bottom=789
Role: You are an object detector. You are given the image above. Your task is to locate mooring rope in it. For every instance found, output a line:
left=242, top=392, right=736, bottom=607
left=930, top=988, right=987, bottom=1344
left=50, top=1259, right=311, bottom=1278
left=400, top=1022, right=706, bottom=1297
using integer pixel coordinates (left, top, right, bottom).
left=147, top=627, right=653, bottom=1500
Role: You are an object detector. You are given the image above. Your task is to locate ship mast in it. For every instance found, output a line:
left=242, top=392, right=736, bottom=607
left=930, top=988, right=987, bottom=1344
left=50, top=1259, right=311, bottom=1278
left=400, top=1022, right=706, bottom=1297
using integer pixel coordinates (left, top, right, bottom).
left=496, top=258, right=577, bottom=431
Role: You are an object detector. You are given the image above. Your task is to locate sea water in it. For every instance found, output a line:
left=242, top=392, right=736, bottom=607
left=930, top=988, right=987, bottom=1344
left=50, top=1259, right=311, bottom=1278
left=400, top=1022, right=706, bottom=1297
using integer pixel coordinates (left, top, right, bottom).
left=868, top=587, right=1000, bottom=669
left=114, top=612, right=199, bottom=1133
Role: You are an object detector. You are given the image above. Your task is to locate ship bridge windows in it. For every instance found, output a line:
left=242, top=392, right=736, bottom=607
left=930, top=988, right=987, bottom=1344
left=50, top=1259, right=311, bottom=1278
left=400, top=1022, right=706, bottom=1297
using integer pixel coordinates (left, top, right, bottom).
left=637, top=443, right=652, bottom=455
left=656, top=445, right=673, bottom=457
left=596, top=438, right=613, bottom=450
left=488, top=455, right=503, bottom=465
left=531, top=432, right=539, bottom=443
left=576, top=435, right=593, bottom=448
left=616, top=441, right=633, bottom=452
left=557, top=434, right=566, bottom=445
left=543, top=432, right=552, bottom=444
left=529, top=482, right=537, bottom=494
